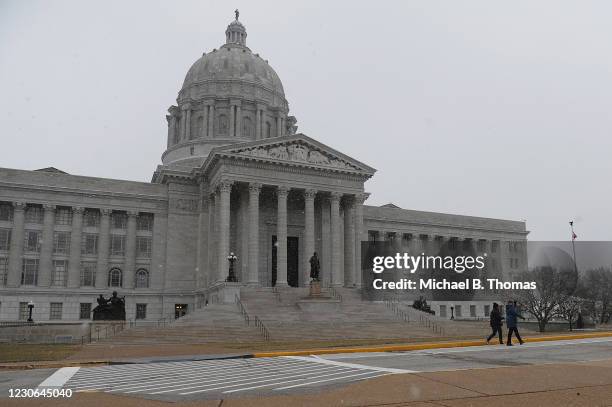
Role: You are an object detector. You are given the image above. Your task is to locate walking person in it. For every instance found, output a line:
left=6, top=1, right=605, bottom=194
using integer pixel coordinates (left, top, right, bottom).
left=486, top=303, right=504, bottom=344
left=506, top=300, right=525, bottom=346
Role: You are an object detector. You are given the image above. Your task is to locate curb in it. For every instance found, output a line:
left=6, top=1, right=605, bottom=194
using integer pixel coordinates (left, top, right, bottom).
left=250, top=331, right=612, bottom=358
left=3, top=331, right=611, bottom=370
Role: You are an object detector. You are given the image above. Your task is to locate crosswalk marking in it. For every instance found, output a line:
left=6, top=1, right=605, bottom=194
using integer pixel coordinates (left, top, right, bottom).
left=51, top=355, right=402, bottom=398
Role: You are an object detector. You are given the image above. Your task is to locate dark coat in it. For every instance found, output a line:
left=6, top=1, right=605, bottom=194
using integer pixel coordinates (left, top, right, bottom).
left=505, top=304, right=523, bottom=328
left=490, top=308, right=503, bottom=328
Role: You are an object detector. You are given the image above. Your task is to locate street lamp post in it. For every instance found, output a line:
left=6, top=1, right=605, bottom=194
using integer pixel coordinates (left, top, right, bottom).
left=27, top=301, right=35, bottom=323
left=227, top=252, right=238, bottom=282
left=450, top=306, right=455, bottom=320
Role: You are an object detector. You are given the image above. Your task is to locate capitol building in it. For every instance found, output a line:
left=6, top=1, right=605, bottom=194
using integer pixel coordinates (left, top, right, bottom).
left=0, top=14, right=527, bottom=322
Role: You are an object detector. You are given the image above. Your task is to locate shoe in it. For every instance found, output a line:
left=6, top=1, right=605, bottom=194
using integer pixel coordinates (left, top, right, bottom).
left=519, top=341, right=524, bottom=345
left=507, top=343, right=513, bottom=346
left=486, top=338, right=490, bottom=344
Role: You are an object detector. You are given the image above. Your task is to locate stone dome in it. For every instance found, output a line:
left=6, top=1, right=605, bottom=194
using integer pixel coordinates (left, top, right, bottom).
left=161, top=11, right=297, bottom=169
left=181, top=44, right=285, bottom=97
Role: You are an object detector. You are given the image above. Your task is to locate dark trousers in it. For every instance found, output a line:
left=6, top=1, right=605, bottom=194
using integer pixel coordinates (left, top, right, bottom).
left=507, top=327, right=523, bottom=344
left=487, top=326, right=503, bottom=344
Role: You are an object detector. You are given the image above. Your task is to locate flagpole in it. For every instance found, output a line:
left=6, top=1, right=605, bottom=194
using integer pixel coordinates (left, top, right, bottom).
left=569, top=221, right=578, bottom=274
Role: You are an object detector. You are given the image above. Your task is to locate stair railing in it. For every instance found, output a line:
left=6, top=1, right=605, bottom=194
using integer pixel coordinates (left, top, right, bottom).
left=253, top=316, right=271, bottom=341
left=235, top=294, right=271, bottom=341
left=235, top=294, right=250, bottom=325
left=328, top=286, right=342, bottom=302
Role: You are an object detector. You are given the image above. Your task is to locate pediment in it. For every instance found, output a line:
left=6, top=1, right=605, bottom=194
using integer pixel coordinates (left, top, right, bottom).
left=208, top=134, right=376, bottom=176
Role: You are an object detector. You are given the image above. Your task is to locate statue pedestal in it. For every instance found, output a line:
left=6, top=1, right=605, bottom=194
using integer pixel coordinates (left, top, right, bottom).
left=309, top=280, right=321, bottom=297
left=297, top=281, right=340, bottom=313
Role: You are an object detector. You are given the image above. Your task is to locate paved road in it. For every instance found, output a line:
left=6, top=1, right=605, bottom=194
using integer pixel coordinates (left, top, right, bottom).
left=7, top=337, right=612, bottom=402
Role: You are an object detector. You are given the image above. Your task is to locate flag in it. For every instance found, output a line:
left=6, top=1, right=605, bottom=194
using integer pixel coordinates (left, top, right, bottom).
left=572, top=232, right=577, bottom=240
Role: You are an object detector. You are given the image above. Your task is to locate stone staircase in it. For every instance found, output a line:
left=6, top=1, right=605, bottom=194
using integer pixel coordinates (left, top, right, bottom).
left=238, top=286, right=463, bottom=341
left=101, top=287, right=500, bottom=345
left=99, top=303, right=263, bottom=345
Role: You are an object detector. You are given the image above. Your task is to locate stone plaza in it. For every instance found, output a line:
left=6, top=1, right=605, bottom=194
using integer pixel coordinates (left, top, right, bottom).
left=0, top=13, right=528, bottom=323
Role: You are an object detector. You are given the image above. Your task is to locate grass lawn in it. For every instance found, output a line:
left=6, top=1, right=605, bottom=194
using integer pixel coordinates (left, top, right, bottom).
left=0, top=343, right=82, bottom=363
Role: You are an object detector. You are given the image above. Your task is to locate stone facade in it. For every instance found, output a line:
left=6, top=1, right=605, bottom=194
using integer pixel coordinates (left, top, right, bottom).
left=0, top=14, right=527, bottom=321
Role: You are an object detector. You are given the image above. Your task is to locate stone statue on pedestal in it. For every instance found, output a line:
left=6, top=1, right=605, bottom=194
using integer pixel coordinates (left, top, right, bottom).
left=309, top=252, right=320, bottom=281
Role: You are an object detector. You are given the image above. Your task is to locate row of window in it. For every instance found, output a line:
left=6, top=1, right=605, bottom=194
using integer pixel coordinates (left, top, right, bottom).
left=0, top=229, right=152, bottom=258
left=0, top=203, right=154, bottom=231
left=0, top=257, right=150, bottom=288
left=15, top=302, right=148, bottom=320
left=367, top=232, right=524, bottom=255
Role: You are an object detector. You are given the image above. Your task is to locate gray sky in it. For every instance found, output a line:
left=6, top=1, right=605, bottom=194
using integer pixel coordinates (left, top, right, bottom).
left=1, top=1, right=611, bottom=241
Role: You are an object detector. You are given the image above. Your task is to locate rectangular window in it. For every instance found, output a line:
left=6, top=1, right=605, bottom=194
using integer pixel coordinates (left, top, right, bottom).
left=79, top=303, right=92, bottom=320
left=49, top=302, right=63, bottom=320
left=53, top=231, right=71, bottom=255
left=25, top=205, right=43, bottom=224
left=111, top=212, right=127, bottom=229
left=455, top=305, right=462, bottom=317
left=83, top=209, right=100, bottom=227
left=477, top=240, right=486, bottom=252
left=449, top=238, right=457, bottom=250
left=0, top=203, right=13, bottom=222
left=110, top=235, right=126, bottom=256
left=484, top=305, right=491, bottom=317
left=470, top=305, right=476, bottom=317
left=21, top=258, right=39, bottom=285
left=80, top=262, right=96, bottom=287
left=52, top=259, right=68, bottom=287
left=24, top=230, right=41, bottom=253
left=81, top=233, right=99, bottom=256
left=0, top=257, right=8, bottom=286
left=19, top=302, right=29, bottom=320
left=136, top=237, right=152, bottom=258
left=136, top=303, right=147, bottom=320
left=439, top=305, right=447, bottom=318
left=0, top=228, right=10, bottom=251
left=55, top=208, right=72, bottom=225
left=491, top=240, right=499, bottom=253
left=137, top=214, right=153, bottom=231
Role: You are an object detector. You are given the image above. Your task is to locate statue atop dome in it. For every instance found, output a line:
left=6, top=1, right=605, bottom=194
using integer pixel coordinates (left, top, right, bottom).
left=235, top=9, right=239, bottom=21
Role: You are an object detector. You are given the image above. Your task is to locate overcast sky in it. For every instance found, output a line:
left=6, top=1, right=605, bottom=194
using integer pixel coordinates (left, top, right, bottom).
left=1, top=1, right=611, bottom=241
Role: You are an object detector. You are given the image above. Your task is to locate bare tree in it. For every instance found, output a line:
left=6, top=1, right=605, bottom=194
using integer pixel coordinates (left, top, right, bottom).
left=557, top=296, right=583, bottom=331
left=578, top=267, right=612, bottom=324
left=514, top=266, right=578, bottom=332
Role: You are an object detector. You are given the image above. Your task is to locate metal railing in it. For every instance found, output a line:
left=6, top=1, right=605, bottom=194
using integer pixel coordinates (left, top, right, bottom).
left=271, top=286, right=282, bottom=303
left=385, top=300, right=410, bottom=322
left=235, top=294, right=250, bottom=325
left=328, top=286, right=342, bottom=302
left=385, top=299, right=445, bottom=336
left=235, top=294, right=270, bottom=341
left=253, top=316, right=271, bottom=341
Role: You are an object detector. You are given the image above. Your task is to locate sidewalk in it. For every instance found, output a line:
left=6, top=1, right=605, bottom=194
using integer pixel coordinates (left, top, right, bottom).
left=2, top=330, right=611, bottom=370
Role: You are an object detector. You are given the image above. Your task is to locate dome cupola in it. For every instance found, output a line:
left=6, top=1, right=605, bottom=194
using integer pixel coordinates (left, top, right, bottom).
left=225, top=9, right=247, bottom=46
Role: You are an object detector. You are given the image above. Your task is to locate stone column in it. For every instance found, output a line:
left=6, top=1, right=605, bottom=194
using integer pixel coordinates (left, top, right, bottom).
left=184, top=104, right=191, bottom=140
left=255, top=107, right=262, bottom=140
left=95, top=209, right=111, bottom=288
left=67, top=207, right=84, bottom=288
left=166, top=115, right=173, bottom=147
left=276, top=186, right=289, bottom=287
left=207, top=102, right=215, bottom=138
left=344, top=197, right=356, bottom=287
left=320, top=197, right=331, bottom=286
left=247, top=182, right=262, bottom=285
left=229, top=104, right=235, bottom=137
left=7, top=202, right=25, bottom=287
left=196, top=183, right=209, bottom=288
left=123, top=210, right=138, bottom=289
left=276, top=116, right=282, bottom=138
left=303, top=189, right=316, bottom=287
left=38, top=204, right=55, bottom=287
left=353, top=193, right=367, bottom=288
left=235, top=103, right=242, bottom=138
left=217, top=180, right=233, bottom=283
left=207, top=194, right=216, bottom=284
left=330, top=192, right=342, bottom=286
